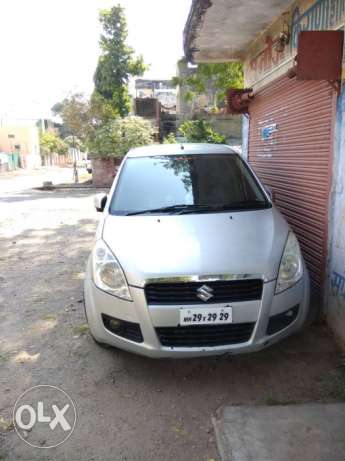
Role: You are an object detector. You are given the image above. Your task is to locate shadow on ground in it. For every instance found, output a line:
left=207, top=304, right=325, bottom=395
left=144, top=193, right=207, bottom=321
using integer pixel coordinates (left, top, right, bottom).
left=0, top=189, right=344, bottom=461
left=0, top=188, right=107, bottom=204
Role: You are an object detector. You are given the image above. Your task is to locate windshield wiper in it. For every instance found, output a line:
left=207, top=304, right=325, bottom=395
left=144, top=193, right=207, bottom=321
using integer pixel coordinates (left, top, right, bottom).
left=124, top=200, right=269, bottom=216
left=177, top=200, right=269, bottom=214
left=125, top=204, right=206, bottom=216
left=213, top=200, right=269, bottom=211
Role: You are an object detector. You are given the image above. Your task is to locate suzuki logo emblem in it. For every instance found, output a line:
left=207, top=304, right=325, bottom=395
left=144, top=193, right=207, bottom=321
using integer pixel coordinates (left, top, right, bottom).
left=196, top=284, right=214, bottom=302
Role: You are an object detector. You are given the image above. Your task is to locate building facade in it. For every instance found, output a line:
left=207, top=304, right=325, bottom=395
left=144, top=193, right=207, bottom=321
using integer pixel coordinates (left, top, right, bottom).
left=135, top=79, right=177, bottom=110
left=0, top=123, right=41, bottom=170
left=184, top=0, right=345, bottom=346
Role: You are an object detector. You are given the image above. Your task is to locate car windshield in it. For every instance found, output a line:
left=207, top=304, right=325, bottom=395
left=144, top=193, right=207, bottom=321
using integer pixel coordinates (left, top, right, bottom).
left=109, top=153, right=271, bottom=215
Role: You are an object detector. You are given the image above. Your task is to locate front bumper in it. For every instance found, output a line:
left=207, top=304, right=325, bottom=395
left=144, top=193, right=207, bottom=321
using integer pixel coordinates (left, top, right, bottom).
left=84, top=260, right=310, bottom=358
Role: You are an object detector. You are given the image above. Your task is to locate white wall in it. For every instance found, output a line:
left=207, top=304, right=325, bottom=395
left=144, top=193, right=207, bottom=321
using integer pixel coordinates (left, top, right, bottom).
left=242, top=115, right=249, bottom=160
left=327, top=87, right=345, bottom=346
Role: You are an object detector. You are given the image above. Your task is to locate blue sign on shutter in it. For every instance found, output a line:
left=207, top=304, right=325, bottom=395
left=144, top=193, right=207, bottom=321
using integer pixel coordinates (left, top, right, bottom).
left=261, top=124, right=278, bottom=140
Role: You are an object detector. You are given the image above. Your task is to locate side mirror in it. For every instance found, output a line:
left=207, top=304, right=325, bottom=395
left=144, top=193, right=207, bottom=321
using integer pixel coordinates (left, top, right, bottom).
left=94, top=193, right=108, bottom=212
left=264, top=186, right=275, bottom=202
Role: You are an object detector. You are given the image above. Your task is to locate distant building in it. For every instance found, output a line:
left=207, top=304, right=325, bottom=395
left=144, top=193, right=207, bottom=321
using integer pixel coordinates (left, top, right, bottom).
left=40, top=118, right=61, bottom=136
left=135, top=79, right=177, bottom=111
left=0, top=122, right=41, bottom=169
left=134, top=79, right=178, bottom=141
left=133, top=98, right=161, bottom=141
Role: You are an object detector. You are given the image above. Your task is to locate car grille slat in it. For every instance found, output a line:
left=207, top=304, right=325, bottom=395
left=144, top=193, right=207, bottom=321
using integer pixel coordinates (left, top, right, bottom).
left=145, top=279, right=263, bottom=305
left=156, top=323, right=255, bottom=347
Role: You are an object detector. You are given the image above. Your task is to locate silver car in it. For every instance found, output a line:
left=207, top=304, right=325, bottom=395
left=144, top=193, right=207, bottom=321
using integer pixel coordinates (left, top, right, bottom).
left=84, top=143, right=310, bottom=358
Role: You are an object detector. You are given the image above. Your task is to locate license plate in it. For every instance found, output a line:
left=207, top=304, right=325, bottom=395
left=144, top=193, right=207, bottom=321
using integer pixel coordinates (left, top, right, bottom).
left=179, top=306, right=233, bottom=326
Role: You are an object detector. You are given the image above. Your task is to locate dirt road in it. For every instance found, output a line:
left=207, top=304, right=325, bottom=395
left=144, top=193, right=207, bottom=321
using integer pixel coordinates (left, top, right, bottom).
left=0, top=167, right=78, bottom=194
left=0, top=174, right=344, bottom=461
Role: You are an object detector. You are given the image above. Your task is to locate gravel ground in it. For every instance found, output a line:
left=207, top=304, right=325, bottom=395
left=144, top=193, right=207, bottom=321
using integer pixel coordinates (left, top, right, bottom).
left=0, top=179, right=344, bottom=461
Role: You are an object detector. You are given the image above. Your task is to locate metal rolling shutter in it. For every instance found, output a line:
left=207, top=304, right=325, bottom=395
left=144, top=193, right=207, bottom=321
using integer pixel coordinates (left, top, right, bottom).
left=248, top=76, right=336, bottom=293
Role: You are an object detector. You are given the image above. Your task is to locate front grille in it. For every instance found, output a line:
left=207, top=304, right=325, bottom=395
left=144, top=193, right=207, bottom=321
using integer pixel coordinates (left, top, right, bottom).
left=102, top=314, right=143, bottom=343
left=156, top=323, right=255, bottom=348
left=145, top=279, right=263, bottom=305
left=266, top=305, right=299, bottom=335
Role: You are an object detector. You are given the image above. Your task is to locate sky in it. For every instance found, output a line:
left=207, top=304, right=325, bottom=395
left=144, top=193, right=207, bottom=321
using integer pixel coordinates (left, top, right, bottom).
left=0, top=0, right=192, bottom=122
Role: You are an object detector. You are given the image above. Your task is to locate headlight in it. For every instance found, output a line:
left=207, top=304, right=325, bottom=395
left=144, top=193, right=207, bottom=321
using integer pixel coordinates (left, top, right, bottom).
left=92, top=239, right=132, bottom=301
left=276, top=232, right=303, bottom=294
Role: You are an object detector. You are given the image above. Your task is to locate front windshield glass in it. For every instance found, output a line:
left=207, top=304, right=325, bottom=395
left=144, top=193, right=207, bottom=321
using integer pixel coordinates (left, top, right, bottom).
left=109, top=154, right=270, bottom=215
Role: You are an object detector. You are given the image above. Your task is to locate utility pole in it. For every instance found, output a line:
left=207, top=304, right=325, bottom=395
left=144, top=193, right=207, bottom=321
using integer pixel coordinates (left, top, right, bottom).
left=72, top=134, right=79, bottom=184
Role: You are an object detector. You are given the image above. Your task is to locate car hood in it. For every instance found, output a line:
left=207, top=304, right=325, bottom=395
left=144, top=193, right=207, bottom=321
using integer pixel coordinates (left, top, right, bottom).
left=102, top=208, right=289, bottom=287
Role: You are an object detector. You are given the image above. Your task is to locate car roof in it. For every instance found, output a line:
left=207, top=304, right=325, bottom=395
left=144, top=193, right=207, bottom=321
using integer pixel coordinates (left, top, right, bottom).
left=126, top=143, right=236, bottom=158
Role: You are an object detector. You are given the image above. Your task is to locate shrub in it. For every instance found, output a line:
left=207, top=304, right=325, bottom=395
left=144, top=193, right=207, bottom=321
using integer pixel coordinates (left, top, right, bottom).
left=39, top=132, right=68, bottom=155
left=179, top=120, right=226, bottom=144
left=88, top=116, right=155, bottom=158
left=163, top=133, right=177, bottom=144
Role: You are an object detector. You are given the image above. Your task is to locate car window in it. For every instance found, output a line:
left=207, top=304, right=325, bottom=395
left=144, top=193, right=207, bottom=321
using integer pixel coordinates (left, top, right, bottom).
left=109, top=154, right=270, bottom=215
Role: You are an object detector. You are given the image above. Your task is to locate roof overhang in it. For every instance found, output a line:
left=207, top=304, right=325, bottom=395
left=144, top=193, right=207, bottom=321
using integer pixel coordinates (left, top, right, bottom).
left=184, top=0, right=290, bottom=63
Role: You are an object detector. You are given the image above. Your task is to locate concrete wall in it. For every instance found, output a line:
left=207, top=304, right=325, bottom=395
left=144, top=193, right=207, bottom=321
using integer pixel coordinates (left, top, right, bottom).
left=176, top=114, right=242, bottom=146
left=242, top=0, right=345, bottom=92
left=327, top=87, right=345, bottom=346
left=206, top=114, right=242, bottom=146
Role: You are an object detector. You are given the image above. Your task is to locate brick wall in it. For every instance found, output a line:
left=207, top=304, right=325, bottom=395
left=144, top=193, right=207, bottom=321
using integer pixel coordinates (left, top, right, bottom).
left=92, top=157, right=123, bottom=187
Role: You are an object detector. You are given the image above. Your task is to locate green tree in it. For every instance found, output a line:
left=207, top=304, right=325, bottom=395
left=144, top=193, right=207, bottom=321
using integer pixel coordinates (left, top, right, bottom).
left=52, top=91, right=118, bottom=146
left=179, top=120, right=226, bottom=144
left=88, top=116, right=154, bottom=158
left=51, top=93, right=89, bottom=141
left=64, top=135, right=83, bottom=150
left=88, top=91, right=119, bottom=128
left=40, top=132, right=68, bottom=155
left=94, top=5, right=147, bottom=117
left=173, top=60, right=243, bottom=107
